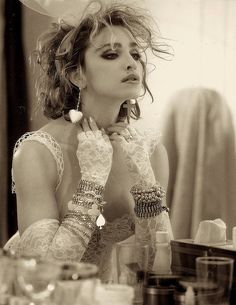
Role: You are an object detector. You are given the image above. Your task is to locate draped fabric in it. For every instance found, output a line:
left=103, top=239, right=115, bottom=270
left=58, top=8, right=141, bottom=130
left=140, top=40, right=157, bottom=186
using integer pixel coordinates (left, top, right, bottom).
left=4, top=0, right=29, bottom=239
left=162, top=87, right=236, bottom=240
left=141, top=0, right=236, bottom=128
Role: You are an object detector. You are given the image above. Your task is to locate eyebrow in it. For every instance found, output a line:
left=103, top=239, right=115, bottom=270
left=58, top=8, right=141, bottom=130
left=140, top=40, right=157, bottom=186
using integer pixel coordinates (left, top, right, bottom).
left=95, top=42, right=138, bottom=52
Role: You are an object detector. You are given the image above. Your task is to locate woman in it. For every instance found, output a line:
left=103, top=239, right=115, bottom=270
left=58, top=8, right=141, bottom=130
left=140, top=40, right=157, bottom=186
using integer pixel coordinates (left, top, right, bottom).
left=5, top=1, right=173, bottom=282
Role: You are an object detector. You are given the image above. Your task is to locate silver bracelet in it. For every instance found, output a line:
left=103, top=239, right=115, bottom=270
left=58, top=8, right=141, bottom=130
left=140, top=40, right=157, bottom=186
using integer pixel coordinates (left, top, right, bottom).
left=66, top=179, right=107, bottom=229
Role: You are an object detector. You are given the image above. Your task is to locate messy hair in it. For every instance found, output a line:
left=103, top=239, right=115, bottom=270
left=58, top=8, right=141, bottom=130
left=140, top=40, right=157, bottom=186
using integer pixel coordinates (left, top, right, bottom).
left=34, top=1, right=171, bottom=120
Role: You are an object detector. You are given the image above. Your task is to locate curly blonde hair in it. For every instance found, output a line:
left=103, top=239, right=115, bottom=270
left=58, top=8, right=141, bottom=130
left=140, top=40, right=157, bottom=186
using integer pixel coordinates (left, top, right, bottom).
left=34, top=1, right=171, bottom=120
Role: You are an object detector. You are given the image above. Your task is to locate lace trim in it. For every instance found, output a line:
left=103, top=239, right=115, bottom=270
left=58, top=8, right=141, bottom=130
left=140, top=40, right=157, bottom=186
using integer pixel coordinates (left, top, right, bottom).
left=142, top=128, right=161, bottom=157
left=81, top=213, right=135, bottom=282
left=4, top=211, right=173, bottom=283
left=12, top=131, right=64, bottom=193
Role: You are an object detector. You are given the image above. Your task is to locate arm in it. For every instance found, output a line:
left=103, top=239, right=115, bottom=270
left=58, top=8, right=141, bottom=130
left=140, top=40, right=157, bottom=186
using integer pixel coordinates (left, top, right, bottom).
left=134, top=143, right=173, bottom=249
left=110, top=127, right=173, bottom=255
left=14, top=119, right=112, bottom=261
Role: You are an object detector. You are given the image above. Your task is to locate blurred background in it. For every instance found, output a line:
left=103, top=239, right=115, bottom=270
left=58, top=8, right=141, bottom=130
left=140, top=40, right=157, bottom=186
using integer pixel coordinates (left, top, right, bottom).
left=1, top=0, right=236, bottom=246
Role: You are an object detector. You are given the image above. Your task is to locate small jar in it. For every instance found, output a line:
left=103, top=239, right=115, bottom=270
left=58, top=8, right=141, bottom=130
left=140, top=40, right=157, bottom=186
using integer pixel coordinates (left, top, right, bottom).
left=143, top=286, right=175, bottom=305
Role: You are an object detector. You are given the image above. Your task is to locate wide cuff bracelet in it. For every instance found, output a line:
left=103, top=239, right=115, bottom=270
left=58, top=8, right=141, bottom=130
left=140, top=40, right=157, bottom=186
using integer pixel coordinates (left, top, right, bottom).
left=77, top=179, right=104, bottom=196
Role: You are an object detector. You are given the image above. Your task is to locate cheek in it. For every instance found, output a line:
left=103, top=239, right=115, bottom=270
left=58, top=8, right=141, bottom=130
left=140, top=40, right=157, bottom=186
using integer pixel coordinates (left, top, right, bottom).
left=86, top=62, right=113, bottom=80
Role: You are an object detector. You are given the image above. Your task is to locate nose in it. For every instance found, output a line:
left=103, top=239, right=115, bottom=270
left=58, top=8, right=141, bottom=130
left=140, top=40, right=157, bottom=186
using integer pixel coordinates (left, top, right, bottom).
left=125, top=54, right=137, bottom=71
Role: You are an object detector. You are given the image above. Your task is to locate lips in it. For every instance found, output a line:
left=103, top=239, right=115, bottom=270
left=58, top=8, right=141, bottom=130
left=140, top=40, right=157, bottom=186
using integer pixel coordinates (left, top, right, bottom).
left=121, top=74, right=140, bottom=82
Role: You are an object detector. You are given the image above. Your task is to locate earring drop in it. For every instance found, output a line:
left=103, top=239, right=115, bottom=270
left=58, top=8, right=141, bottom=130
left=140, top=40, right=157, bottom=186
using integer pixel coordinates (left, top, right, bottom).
left=123, top=100, right=136, bottom=123
left=69, top=109, right=83, bottom=123
left=69, top=90, right=83, bottom=123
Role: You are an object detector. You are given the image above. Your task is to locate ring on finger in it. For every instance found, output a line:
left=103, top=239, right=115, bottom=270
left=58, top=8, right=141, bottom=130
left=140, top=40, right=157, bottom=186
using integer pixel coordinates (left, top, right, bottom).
left=119, top=129, right=129, bottom=137
left=118, top=130, right=133, bottom=141
left=125, top=135, right=133, bottom=142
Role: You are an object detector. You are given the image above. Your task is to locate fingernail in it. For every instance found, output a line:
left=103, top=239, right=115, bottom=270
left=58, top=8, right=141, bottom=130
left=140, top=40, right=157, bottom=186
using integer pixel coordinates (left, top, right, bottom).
left=89, top=116, right=93, bottom=122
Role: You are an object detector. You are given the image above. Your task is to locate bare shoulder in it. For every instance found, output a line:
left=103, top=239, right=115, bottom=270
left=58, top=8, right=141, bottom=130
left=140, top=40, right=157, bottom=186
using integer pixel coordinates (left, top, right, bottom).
left=13, top=140, right=60, bottom=234
left=150, top=142, right=169, bottom=189
left=13, top=140, right=58, bottom=192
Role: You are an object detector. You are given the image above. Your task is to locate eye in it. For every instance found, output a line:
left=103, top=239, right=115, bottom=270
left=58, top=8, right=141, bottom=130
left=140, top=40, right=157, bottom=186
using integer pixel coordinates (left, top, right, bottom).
left=101, top=52, right=118, bottom=60
left=131, top=52, right=141, bottom=61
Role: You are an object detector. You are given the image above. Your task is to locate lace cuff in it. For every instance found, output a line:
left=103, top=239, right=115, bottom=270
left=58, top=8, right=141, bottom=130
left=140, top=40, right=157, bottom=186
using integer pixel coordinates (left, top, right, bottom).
left=135, top=212, right=173, bottom=269
left=17, top=180, right=106, bottom=261
left=131, top=183, right=173, bottom=268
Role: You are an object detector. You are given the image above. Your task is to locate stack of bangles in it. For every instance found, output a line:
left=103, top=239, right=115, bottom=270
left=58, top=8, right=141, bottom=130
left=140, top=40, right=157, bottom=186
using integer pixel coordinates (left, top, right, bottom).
left=63, top=180, right=107, bottom=231
left=131, top=184, right=169, bottom=218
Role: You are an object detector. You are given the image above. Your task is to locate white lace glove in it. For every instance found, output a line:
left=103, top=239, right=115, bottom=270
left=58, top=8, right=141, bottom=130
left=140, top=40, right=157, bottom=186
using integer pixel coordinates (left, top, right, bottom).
left=109, top=124, right=156, bottom=187
left=77, top=117, right=113, bottom=187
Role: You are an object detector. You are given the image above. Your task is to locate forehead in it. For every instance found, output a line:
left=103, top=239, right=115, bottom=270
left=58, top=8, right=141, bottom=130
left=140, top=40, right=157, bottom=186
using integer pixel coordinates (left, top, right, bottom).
left=89, top=25, right=137, bottom=49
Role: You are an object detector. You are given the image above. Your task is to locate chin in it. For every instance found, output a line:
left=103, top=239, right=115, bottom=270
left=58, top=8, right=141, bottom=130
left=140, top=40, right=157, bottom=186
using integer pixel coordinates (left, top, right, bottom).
left=122, top=90, right=142, bottom=101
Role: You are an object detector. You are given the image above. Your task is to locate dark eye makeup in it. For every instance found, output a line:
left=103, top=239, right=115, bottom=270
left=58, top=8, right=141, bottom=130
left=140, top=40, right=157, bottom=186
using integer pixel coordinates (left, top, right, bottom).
left=101, top=52, right=119, bottom=60
left=101, top=49, right=142, bottom=61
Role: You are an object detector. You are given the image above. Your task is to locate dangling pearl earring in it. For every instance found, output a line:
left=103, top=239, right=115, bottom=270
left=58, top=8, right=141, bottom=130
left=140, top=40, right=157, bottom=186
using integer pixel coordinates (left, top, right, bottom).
left=69, top=90, right=83, bottom=123
left=123, top=100, right=136, bottom=123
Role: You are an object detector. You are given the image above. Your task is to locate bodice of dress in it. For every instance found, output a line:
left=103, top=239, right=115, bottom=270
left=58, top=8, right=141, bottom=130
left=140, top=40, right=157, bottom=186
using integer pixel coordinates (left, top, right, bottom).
left=12, top=131, right=64, bottom=193
left=82, top=213, right=135, bottom=282
left=7, top=128, right=161, bottom=283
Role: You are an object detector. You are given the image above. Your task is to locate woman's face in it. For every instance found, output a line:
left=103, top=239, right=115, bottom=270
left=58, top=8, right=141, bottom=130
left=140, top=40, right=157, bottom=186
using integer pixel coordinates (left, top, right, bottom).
left=81, top=25, right=144, bottom=102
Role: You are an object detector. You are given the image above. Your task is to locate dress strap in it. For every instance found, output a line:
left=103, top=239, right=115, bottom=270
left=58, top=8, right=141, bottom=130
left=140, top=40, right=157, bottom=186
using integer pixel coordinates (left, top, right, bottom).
left=12, top=131, right=64, bottom=193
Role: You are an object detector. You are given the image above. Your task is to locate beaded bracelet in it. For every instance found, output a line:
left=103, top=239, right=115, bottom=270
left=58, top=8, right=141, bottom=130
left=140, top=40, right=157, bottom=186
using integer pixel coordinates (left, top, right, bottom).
left=130, top=184, right=166, bottom=204
left=131, top=183, right=169, bottom=218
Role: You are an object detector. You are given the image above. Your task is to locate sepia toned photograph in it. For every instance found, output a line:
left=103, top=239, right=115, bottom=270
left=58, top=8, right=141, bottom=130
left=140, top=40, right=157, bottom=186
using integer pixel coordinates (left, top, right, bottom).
left=0, top=1, right=236, bottom=304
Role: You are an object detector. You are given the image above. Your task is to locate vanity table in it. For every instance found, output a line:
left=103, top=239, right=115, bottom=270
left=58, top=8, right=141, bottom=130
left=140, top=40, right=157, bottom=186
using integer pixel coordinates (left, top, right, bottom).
left=171, top=239, right=236, bottom=304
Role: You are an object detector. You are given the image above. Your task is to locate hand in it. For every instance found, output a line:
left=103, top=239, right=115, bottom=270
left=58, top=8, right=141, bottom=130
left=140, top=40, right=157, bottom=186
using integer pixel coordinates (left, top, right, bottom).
left=109, top=125, right=156, bottom=187
left=77, top=117, right=113, bottom=187
left=107, top=122, right=133, bottom=142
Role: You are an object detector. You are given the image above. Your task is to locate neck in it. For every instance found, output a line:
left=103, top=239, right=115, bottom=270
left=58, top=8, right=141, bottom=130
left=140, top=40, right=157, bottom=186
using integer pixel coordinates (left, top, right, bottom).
left=81, top=92, right=124, bottom=129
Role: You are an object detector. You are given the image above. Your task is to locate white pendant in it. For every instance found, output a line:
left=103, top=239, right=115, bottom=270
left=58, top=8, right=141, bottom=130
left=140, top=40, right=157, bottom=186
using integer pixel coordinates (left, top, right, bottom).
left=69, top=109, right=83, bottom=123
left=96, top=214, right=106, bottom=229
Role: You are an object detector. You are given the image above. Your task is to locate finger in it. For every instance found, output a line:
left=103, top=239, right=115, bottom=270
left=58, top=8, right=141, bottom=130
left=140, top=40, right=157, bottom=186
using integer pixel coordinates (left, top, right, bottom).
left=106, top=122, right=128, bottom=134
left=81, top=118, right=91, bottom=132
left=107, top=125, right=129, bottom=135
left=101, top=127, right=106, bottom=135
left=127, top=126, right=137, bottom=138
left=94, top=130, right=102, bottom=138
left=110, top=122, right=129, bottom=128
left=88, top=117, right=99, bottom=131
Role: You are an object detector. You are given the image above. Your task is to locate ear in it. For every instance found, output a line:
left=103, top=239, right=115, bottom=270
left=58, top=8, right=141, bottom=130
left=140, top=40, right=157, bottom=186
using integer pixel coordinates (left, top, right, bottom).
left=69, top=69, right=87, bottom=89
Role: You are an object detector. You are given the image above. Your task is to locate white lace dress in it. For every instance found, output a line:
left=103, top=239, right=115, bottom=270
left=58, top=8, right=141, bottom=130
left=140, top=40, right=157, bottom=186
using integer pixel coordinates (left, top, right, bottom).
left=5, top=130, right=171, bottom=283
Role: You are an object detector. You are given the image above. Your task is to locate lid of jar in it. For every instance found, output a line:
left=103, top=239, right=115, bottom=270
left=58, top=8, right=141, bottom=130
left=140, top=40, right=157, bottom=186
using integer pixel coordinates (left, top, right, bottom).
left=146, top=274, right=181, bottom=287
left=144, top=286, right=175, bottom=295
